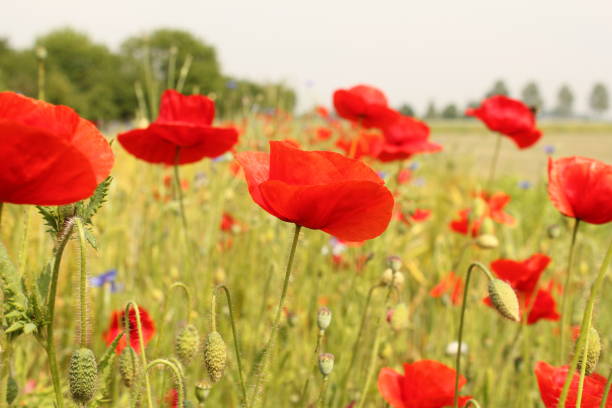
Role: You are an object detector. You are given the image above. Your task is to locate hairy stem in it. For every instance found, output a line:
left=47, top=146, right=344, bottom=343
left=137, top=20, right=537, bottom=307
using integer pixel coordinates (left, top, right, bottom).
left=487, top=133, right=502, bottom=189
left=74, top=218, right=89, bottom=347
left=125, top=301, right=154, bottom=408
left=600, top=368, right=612, bottom=408
left=147, top=359, right=186, bottom=407
left=249, top=224, right=301, bottom=407
left=559, top=218, right=580, bottom=362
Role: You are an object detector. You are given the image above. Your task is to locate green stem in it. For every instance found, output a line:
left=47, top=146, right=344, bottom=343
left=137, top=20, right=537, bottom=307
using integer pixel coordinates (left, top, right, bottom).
left=600, top=368, right=612, bottom=408
left=74, top=218, right=89, bottom=347
left=213, top=284, right=248, bottom=406
left=465, top=399, right=482, bottom=408
left=454, top=262, right=494, bottom=408
left=559, top=218, right=580, bottom=362
left=558, top=238, right=612, bottom=407
left=487, top=133, right=502, bottom=189
left=125, top=301, right=154, bottom=408
left=173, top=147, right=188, bottom=234
left=175, top=54, right=193, bottom=94
left=153, top=282, right=193, bottom=356
left=45, top=219, right=75, bottom=408
left=37, top=55, right=46, bottom=100
left=249, top=224, right=302, bottom=407
left=0, top=337, right=9, bottom=408
left=299, top=330, right=326, bottom=406
left=319, top=376, right=329, bottom=408
left=146, top=359, right=185, bottom=407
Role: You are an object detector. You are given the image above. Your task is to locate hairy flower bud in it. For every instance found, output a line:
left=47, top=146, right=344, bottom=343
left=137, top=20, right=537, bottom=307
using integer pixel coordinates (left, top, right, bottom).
left=68, top=348, right=98, bottom=405
left=576, top=327, right=601, bottom=376
left=317, top=307, right=332, bottom=331
left=475, top=234, right=499, bottom=249
left=118, top=346, right=140, bottom=388
left=318, top=353, right=335, bottom=376
left=487, top=279, right=520, bottom=322
left=204, top=331, right=227, bottom=383
left=176, top=324, right=200, bottom=365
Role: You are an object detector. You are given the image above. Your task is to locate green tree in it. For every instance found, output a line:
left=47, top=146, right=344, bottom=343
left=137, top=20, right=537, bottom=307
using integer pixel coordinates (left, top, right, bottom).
left=440, top=103, right=459, bottom=119
left=485, top=79, right=510, bottom=98
left=398, top=104, right=415, bottom=116
left=589, top=82, right=609, bottom=116
left=555, top=84, right=574, bottom=117
left=521, top=81, right=544, bottom=110
left=425, top=102, right=437, bottom=119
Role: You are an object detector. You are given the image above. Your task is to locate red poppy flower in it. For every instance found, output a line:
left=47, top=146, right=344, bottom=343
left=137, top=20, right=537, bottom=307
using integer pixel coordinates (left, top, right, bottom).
left=333, top=85, right=399, bottom=128
left=235, top=141, right=394, bottom=241
left=535, top=361, right=612, bottom=407
left=397, top=169, right=412, bottom=185
left=484, top=254, right=560, bottom=325
left=118, top=89, right=238, bottom=165
left=547, top=156, right=612, bottom=225
left=395, top=206, right=431, bottom=226
left=375, top=116, right=442, bottom=162
left=103, top=307, right=156, bottom=354
left=315, top=106, right=330, bottom=120
left=466, top=95, right=542, bottom=149
left=314, top=127, right=333, bottom=143
left=0, top=91, right=114, bottom=205
left=449, top=192, right=515, bottom=236
left=430, top=271, right=464, bottom=306
left=378, top=360, right=472, bottom=407
left=164, top=389, right=178, bottom=408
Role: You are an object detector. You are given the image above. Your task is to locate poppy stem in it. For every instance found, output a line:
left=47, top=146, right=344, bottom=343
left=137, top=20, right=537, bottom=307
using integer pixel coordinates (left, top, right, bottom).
left=465, top=399, right=483, bottom=408
left=248, top=223, right=301, bottom=407
left=45, top=219, right=75, bottom=408
left=173, top=148, right=189, bottom=235
left=600, top=368, right=612, bottom=408
left=338, top=283, right=382, bottom=402
left=559, top=218, right=580, bottom=362
left=125, top=301, right=155, bottom=408
left=213, top=284, right=248, bottom=406
left=74, top=218, right=89, bottom=347
left=318, top=375, right=329, bottom=407
left=558, top=238, right=612, bottom=407
left=146, top=359, right=186, bottom=408
left=487, top=133, right=502, bottom=189
left=453, top=262, right=494, bottom=408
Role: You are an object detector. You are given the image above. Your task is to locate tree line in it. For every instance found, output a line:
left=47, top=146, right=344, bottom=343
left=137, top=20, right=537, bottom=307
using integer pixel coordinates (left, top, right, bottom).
left=401, top=79, right=610, bottom=120
left=0, top=27, right=297, bottom=122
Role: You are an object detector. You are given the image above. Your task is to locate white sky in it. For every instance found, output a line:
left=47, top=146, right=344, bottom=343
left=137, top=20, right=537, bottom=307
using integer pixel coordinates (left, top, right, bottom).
left=2, top=0, right=612, bottom=114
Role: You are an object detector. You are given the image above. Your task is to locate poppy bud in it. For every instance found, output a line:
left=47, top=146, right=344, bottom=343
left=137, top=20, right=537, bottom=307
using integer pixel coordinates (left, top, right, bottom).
left=6, top=375, right=17, bottom=405
left=68, top=348, right=98, bottom=406
left=380, top=268, right=394, bottom=286
left=317, top=307, right=332, bottom=331
left=575, top=327, right=601, bottom=376
left=204, top=331, right=227, bottom=383
left=487, top=279, right=520, bottom=322
left=118, top=346, right=140, bottom=388
left=195, top=380, right=212, bottom=403
left=475, top=234, right=499, bottom=250
left=392, top=271, right=405, bottom=289
left=318, top=353, right=335, bottom=376
left=547, top=224, right=561, bottom=239
left=175, top=324, right=200, bottom=365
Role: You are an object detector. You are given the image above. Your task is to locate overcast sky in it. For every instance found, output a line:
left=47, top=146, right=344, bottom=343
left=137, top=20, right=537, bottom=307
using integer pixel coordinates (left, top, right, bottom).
left=2, top=0, right=612, bottom=113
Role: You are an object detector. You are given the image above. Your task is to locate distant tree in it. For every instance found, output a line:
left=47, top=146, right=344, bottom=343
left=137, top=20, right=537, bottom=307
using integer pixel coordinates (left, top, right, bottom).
left=521, top=81, right=544, bottom=110
left=485, top=79, right=510, bottom=98
left=555, top=84, right=574, bottom=117
left=35, top=27, right=134, bottom=120
left=398, top=104, right=415, bottom=116
left=424, top=102, right=437, bottom=119
left=440, top=103, right=459, bottom=119
left=589, top=82, right=609, bottom=116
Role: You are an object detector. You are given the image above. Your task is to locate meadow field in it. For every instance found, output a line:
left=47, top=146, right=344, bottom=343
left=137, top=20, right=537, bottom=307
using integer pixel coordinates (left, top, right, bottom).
left=1, top=99, right=611, bottom=408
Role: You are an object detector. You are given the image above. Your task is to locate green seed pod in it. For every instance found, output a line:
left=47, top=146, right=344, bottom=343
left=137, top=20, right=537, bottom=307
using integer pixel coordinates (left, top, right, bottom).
left=175, top=324, right=200, bottom=365
left=387, top=256, right=402, bottom=272
left=204, top=331, right=227, bottom=383
left=68, top=348, right=98, bottom=405
left=118, top=346, right=140, bottom=388
left=318, top=353, right=334, bottom=376
left=317, top=307, right=332, bottom=331
left=195, top=380, right=212, bottom=403
left=488, top=279, right=520, bottom=322
left=6, top=375, right=17, bottom=404
left=475, top=234, right=499, bottom=250
left=392, top=271, right=405, bottom=289
left=576, top=327, right=601, bottom=376
left=380, top=268, right=394, bottom=286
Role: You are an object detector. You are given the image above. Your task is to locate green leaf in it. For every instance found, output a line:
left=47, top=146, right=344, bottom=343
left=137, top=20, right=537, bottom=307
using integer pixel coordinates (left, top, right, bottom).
left=23, top=323, right=37, bottom=335
left=37, top=263, right=52, bottom=304
left=84, top=228, right=98, bottom=250
left=82, top=177, right=112, bottom=224
left=36, top=206, right=59, bottom=236
left=97, top=332, right=123, bottom=373
left=0, top=241, right=27, bottom=311
left=5, top=322, right=23, bottom=334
